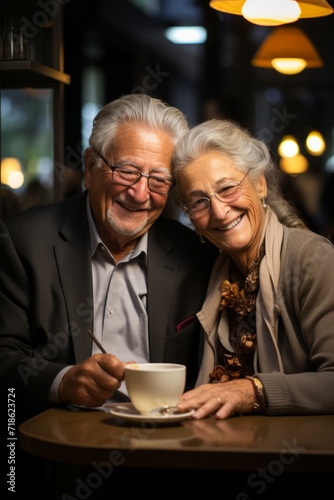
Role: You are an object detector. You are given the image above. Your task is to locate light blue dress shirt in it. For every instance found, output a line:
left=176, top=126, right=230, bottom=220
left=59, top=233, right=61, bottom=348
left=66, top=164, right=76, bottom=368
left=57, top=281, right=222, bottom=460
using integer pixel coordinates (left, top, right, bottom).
left=49, top=198, right=150, bottom=402
left=87, top=200, right=149, bottom=396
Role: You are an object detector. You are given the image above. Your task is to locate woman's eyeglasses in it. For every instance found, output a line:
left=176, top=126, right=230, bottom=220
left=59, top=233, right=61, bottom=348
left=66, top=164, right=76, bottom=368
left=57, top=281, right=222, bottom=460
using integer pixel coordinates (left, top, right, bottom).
left=183, top=169, right=250, bottom=219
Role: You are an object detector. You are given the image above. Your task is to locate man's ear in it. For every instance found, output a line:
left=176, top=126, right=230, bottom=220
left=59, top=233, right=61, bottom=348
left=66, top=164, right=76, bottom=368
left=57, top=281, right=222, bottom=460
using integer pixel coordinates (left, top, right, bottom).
left=83, top=148, right=95, bottom=189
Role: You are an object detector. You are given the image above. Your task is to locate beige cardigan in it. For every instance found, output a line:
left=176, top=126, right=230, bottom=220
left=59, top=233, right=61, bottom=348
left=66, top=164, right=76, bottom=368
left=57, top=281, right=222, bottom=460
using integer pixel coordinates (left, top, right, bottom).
left=196, top=207, right=334, bottom=415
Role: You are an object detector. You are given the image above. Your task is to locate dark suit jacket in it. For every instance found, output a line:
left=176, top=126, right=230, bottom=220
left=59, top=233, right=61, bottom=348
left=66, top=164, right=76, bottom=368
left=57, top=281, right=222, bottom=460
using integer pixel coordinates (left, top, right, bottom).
left=0, top=193, right=218, bottom=421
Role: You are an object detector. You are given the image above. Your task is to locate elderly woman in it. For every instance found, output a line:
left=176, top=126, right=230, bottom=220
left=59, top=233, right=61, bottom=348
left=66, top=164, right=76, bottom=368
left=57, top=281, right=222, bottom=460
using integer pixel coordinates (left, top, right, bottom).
left=173, top=118, right=334, bottom=419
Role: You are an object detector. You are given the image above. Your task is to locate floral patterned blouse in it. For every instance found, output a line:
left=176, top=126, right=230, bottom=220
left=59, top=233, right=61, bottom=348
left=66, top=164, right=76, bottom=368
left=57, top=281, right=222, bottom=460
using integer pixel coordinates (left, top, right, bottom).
left=209, top=246, right=265, bottom=384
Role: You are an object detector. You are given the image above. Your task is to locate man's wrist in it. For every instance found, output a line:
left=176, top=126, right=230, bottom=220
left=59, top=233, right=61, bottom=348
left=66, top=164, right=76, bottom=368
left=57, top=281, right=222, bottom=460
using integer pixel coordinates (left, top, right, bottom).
left=49, top=366, right=72, bottom=404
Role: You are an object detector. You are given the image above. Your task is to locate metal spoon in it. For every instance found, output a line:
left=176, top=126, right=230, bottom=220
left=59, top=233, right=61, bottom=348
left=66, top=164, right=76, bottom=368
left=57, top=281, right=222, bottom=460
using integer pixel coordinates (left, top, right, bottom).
left=150, top=406, right=181, bottom=416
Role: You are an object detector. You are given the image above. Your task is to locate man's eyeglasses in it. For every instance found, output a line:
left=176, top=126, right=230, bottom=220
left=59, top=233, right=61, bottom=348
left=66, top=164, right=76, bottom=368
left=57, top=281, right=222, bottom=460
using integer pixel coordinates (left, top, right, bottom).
left=183, top=169, right=250, bottom=219
left=93, top=150, right=174, bottom=194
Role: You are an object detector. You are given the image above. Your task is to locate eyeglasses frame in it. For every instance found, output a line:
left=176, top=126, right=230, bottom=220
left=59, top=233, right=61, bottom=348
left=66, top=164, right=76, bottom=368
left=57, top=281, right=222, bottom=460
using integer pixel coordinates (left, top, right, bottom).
left=92, top=149, right=174, bottom=194
left=183, top=169, right=251, bottom=219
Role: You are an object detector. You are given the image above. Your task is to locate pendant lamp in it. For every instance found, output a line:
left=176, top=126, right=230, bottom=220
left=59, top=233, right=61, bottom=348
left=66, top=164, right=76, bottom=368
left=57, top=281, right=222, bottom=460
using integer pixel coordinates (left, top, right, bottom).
left=241, top=0, right=301, bottom=25
left=251, top=26, right=324, bottom=75
left=210, top=0, right=333, bottom=26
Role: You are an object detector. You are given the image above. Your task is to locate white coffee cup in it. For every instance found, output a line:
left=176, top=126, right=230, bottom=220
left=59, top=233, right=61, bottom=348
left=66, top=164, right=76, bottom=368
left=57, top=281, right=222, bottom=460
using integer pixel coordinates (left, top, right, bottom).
left=125, top=363, right=186, bottom=415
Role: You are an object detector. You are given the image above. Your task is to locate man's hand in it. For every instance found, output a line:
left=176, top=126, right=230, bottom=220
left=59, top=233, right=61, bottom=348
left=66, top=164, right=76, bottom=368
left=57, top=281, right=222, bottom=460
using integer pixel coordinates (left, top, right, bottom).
left=58, top=353, right=126, bottom=407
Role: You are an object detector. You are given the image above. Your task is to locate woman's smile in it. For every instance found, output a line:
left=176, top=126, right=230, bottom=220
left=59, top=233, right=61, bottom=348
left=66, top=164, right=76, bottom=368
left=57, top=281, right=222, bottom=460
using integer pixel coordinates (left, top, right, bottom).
left=216, top=214, right=243, bottom=231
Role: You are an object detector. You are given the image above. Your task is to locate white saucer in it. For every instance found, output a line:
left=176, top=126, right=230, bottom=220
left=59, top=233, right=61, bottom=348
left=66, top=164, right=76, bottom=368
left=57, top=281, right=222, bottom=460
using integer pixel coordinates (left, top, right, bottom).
left=103, top=402, right=194, bottom=424
left=68, top=403, right=104, bottom=411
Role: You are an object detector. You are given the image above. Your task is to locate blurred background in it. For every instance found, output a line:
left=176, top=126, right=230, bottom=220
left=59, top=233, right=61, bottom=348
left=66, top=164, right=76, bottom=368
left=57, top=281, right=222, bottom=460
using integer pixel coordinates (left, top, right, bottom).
left=1, top=0, right=334, bottom=239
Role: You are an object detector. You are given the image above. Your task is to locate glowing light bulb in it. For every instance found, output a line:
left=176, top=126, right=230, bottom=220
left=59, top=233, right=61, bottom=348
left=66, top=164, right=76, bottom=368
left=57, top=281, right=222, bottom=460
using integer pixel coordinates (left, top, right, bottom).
left=241, top=0, right=301, bottom=26
left=278, top=136, right=300, bottom=158
left=305, top=130, right=326, bottom=155
left=271, top=58, right=307, bottom=75
left=1, top=157, right=24, bottom=189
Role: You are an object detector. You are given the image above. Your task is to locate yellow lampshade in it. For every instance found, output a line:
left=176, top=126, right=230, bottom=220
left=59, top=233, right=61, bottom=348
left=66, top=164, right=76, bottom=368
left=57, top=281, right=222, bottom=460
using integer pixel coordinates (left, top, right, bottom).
left=280, top=154, right=309, bottom=174
left=251, top=26, right=324, bottom=74
left=210, top=0, right=333, bottom=23
left=297, top=0, right=333, bottom=17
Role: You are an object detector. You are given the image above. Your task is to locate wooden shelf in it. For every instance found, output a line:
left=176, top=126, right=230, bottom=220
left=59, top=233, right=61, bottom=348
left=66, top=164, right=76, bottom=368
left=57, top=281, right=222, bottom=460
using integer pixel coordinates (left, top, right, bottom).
left=0, top=60, right=71, bottom=87
left=1, top=1, right=71, bottom=204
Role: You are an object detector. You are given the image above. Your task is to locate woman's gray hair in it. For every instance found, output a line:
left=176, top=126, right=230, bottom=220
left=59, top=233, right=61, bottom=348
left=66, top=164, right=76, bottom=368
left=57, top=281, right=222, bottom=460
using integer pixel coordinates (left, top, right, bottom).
left=172, top=118, right=306, bottom=229
left=88, top=93, right=189, bottom=156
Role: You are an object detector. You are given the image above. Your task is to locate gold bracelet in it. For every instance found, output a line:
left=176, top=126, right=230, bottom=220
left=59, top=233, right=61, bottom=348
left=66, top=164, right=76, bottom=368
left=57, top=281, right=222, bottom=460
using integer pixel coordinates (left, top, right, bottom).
left=246, top=376, right=266, bottom=413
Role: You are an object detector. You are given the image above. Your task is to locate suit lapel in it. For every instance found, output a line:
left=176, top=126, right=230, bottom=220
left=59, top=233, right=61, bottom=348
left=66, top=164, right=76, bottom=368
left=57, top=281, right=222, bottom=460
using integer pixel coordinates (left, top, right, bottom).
left=54, top=194, right=94, bottom=363
left=147, top=222, right=177, bottom=361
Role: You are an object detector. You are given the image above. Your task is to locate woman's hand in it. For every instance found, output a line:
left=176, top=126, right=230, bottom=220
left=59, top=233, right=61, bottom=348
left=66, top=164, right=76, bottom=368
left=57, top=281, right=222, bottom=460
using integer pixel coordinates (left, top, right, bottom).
left=177, top=378, right=257, bottom=419
left=58, top=353, right=127, bottom=407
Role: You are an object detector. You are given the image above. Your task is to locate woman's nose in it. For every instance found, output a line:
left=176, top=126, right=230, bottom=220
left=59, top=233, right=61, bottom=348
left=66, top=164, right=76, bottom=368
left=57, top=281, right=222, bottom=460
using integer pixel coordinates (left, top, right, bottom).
left=210, top=195, right=230, bottom=218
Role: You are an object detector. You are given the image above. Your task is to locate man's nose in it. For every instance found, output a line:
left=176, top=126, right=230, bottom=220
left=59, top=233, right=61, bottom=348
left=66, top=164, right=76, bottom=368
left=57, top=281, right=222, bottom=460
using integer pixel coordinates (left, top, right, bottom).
left=127, top=175, right=151, bottom=199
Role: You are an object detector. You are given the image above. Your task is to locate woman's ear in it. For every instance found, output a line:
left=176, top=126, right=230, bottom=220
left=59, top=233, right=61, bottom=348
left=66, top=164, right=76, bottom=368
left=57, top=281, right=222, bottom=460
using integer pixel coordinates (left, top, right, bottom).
left=256, top=172, right=267, bottom=199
